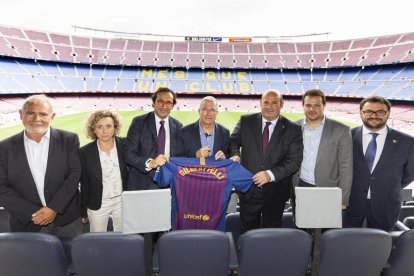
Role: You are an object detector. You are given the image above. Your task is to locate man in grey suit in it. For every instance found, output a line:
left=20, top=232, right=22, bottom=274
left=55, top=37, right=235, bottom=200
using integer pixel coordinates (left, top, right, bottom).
left=125, top=87, right=182, bottom=190
left=0, top=95, right=82, bottom=237
left=292, top=89, right=353, bottom=210
left=230, top=90, right=303, bottom=233
left=345, top=96, right=414, bottom=231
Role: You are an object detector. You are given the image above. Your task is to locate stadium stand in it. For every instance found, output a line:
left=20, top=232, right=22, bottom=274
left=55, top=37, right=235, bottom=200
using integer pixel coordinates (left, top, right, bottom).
left=1, top=25, right=414, bottom=69
left=1, top=23, right=414, bottom=276
left=1, top=57, right=414, bottom=100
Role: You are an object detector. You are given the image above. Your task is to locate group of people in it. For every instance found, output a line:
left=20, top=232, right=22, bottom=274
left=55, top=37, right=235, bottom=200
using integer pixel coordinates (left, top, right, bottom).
left=0, top=86, right=413, bottom=238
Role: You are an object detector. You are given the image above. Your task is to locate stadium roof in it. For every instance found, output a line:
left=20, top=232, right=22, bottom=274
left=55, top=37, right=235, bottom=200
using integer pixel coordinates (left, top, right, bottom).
left=1, top=0, right=413, bottom=42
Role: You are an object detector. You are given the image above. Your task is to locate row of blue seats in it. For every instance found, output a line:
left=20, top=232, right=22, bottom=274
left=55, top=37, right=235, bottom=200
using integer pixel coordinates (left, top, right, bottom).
left=0, top=228, right=413, bottom=276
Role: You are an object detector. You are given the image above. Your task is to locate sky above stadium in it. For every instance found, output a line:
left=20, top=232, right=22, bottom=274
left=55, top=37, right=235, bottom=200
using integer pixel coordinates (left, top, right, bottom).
left=1, top=0, right=413, bottom=41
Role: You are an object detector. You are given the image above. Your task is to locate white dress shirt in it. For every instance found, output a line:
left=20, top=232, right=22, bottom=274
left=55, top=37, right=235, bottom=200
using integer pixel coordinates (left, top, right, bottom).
left=363, top=125, right=388, bottom=198
left=145, top=114, right=171, bottom=171
left=23, top=128, right=51, bottom=206
left=262, top=116, right=279, bottom=182
left=155, top=114, right=171, bottom=157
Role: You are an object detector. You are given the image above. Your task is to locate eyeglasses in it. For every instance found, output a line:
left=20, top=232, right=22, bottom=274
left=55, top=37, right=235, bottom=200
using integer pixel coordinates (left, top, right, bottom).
left=156, top=99, right=174, bottom=107
left=362, top=110, right=388, bottom=117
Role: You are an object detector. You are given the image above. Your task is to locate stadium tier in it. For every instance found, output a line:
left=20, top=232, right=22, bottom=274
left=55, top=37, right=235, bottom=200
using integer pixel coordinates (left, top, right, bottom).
left=0, top=24, right=414, bottom=134
left=0, top=25, right=414, bottom=69
left=1, top=57, right=414, bottom=101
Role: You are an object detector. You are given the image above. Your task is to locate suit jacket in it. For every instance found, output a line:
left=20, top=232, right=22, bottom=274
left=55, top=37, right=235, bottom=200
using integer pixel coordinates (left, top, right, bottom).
left=292, top=117, right=353, bottom=205
left=79, top=137, right=128, bottom=217
left=0, top=128, right=81, bottom=232
left=347, top=126, right=414, bottom=229
left=125, top=111, right=182, bottom=190
left=176, top=121, right=230, bottom=158
left=230, top=113, right=303, bottom=206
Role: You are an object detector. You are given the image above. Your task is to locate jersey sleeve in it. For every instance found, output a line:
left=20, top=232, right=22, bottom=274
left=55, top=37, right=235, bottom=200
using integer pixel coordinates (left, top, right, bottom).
left=153, top=163, right=174, bottom=188
left=229, top=162, right=253, bottom=193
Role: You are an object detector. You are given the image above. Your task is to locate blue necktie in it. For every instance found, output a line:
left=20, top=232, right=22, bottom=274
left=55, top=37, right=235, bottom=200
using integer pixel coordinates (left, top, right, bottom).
left=365, top=133, right=379, bottom=172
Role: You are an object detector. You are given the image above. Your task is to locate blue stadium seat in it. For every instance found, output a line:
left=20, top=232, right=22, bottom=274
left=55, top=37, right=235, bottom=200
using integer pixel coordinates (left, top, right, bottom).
left=399, top=206, right=414, bottom=222
left=158, top=230, right=230, bottom=276
left=384, top=229, right=414, bottom=276
left=237, top=228, right=312, bottom=276
left=403, top=216, right=414, bottom=229
left=0, top=232, right=69, bottom=276
left=225, top=212, right=241, bottom=246
left=319, top=228, right=392, bottom=276
left=71, top=232, right=145, bottom=276
left=282, top=212, right=296, bottom=228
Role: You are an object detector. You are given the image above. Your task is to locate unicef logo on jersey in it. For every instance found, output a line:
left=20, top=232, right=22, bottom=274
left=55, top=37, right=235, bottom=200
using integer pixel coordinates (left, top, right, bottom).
left=183, top=213, right=210, bottom=221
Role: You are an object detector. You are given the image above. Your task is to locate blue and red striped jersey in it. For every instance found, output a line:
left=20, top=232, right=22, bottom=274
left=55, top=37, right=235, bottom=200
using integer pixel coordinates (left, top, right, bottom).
left=153, top=157, right=252, bottom=231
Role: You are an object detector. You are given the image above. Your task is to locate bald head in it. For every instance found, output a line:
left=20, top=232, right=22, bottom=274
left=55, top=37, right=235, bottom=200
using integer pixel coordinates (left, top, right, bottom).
left=260, top=90, right=284, bottom=121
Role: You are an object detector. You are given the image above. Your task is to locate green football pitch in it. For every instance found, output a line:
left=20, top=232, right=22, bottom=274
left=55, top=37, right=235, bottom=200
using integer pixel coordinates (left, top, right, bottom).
left=0, top=111, right=357, bottom=146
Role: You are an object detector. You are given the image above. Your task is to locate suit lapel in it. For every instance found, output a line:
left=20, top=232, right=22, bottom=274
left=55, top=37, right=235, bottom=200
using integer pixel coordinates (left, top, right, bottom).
left=213, top=124, right=221, bottom=154
left=315, top=118, right=332, bottom=164
left=115, top=137, right=127, bottom=183
left=353, top=126, right=369, bottom=172
left=254, top=114, right=263, bottom=156
left=354, top=126, right=364, bottom=157
left=90, top=140, right=102, bottom=181
left=372, top=128, right=397, bottom=173
left=169, top=116, right=178, bottom=154
left=44, top=128, right=57, bottom=186
left=194, top=122, right=202, bottom=150
left=264, top=115, right=286, bottom=159
left=149, top=112, right=157, bottom=141
left=14, top=132, right=44, bottom=203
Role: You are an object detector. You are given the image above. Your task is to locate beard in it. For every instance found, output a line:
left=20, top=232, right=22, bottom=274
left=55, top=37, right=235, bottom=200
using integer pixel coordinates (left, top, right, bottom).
left=362, top=117, right=387, bottom=131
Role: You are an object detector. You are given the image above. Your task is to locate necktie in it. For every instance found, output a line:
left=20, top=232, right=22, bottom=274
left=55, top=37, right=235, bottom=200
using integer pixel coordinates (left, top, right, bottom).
left=157, top=120, right=166, bottom=155
left=262, top=121, right=271, bottom=157
left=365, top=133, right=378, bottom=172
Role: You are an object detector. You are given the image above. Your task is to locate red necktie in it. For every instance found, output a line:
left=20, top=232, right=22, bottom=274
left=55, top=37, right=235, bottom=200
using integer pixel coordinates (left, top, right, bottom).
left=262, top=121, right=271, bottom=157
left=157, top=120, right=165, bottom=155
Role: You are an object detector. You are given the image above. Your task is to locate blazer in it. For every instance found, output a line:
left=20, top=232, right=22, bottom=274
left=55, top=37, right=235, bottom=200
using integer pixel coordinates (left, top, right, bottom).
left=230, top=113, right=303, bottom=206
left=347, top=126, right=414, bottom=229
left=0, top=128, right=81, bottom=232
left=292, top=117, right=353, bottom=205
left=124, top=111, right=182, bottom=190
left=176, top=121, right=230, bottom=158
left=79, top=137, right=128, bottom=217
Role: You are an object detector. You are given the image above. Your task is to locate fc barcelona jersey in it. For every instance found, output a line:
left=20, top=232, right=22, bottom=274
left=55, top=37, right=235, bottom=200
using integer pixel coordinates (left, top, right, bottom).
left=153, top=157, right=253, bottom=231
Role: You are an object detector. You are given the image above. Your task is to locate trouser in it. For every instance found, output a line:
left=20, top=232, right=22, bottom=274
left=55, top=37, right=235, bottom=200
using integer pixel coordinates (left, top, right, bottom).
left=87, top=196, right=122, bottom=232
left=40, top=217, right=82, bottom=238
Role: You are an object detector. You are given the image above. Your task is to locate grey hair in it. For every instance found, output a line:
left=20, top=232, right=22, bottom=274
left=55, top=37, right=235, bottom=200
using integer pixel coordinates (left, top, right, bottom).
left=21, top=94, right=54, bottom=112
left=199, top=96, right=218, bottom=111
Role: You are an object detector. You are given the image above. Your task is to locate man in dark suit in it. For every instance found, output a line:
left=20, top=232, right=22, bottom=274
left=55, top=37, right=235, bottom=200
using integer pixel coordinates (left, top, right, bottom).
left=125, top=87, right=182, bottom=190
left=0, top=95, right=81, bottom=237
left=177, top=96, right=229, bottom=159
left=230, top=90, right=303, bottom=233
left=345, top=96, right=414, bottom=231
